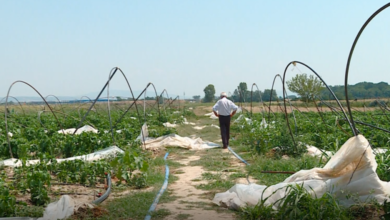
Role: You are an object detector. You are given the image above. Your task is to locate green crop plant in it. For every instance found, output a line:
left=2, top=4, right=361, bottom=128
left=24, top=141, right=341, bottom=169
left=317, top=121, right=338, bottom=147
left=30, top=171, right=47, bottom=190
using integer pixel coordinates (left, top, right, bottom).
left=0, top=178, right=16, bottom=217
left=376, top=151, right=390, bottom=182
left=110, top=149, right=149, bottom=188
left=27, top=169, right=51, bottom=206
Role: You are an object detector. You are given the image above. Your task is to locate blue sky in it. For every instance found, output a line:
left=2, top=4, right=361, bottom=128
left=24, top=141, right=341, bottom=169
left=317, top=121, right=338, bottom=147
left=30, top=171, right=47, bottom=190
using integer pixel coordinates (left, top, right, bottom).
left=1, top=1, right=390, bottom=99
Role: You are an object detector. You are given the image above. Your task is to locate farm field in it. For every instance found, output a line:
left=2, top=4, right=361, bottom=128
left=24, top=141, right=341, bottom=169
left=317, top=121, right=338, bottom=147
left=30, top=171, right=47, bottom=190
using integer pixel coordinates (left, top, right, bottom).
left=3, top=1, right=390, bottom=220
left=1, top=100, right=390, bottom=219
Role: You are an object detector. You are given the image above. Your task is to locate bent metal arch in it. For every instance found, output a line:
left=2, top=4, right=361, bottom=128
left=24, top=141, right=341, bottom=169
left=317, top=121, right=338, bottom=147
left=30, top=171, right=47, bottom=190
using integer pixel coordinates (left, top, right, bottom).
left=45, top=94, right=65, bottom=117
left=268, top=74, right=298, bottom=134
left=250, top=83, right=265, bottom=118
left=344, top=2, right=390, bottom=136
left=267, top=74, right=288, bottom=122
left=4, top=81, right=64, bottom=158
left=281, top=61, right=355, bottom=150
left=74, top=67, right=157, bottom=145
left=0, top=96, right=26, bottom=116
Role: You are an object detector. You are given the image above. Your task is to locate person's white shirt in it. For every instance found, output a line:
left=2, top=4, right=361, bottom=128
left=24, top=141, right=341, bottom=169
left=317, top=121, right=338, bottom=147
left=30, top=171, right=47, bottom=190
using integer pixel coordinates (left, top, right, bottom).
left=213, top=97, right=238, bottom=116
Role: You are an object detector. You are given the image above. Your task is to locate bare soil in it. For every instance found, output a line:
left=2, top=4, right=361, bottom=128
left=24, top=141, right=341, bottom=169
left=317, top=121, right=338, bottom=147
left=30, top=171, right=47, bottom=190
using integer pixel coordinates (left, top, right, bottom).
left=151, top=106, right=258, bottom=219
left=156, top=155, right=237, bottom=220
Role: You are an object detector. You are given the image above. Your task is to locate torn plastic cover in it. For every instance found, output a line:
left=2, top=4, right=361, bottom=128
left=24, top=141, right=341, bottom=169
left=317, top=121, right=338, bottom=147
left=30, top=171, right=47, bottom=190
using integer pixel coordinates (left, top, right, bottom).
left=213, top=135, right=390, bottom=209
left=0, top=146, right=124, bottom=167
left=137, top=123, right=220, bottom=150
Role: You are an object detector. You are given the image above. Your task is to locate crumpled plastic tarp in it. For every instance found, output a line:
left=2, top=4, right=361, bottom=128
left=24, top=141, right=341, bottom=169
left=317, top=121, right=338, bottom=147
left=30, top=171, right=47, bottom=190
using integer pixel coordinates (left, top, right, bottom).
left=0, top=146, right=124, bottom=167
left=213, top=135, right=390, bottom=209
left=163, top=122, right=177, bottom=128
left=183, top=117, right=196, bottom=125
left=306, top=145, right=333, bottom=157
left=193, top=124, right=220, bottom=130
left=205, top=112, right=218, bottom=119
left=57, top=125, right=98, bottom=135
left=37, top=195, right=74, bottom=220
left=234, top=114, right=252, bottom=124
left=137, top=123, right=220, bottom=150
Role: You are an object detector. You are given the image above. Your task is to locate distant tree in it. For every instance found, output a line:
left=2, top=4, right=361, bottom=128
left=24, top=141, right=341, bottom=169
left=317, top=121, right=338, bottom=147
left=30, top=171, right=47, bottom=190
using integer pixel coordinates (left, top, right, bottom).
left=231, top=82, right=249, bottom=102
left=286, top=95, right=297, bottom=100
left=231, top=89, right=239, bottom=102
left=116, top=96, right=123, bottom=101
left=144, top=96, right=156, bottom=100
left=262, top=89, right=278, bottom=101
left=203, top=84, right=216, bottom=103
left=239, top=82, right=248, bottom=94
left=251, top=90, right=263, bottom=102
left=193, top=95, right=201, bottom=101
left=287, top=73, right=325, bottom=102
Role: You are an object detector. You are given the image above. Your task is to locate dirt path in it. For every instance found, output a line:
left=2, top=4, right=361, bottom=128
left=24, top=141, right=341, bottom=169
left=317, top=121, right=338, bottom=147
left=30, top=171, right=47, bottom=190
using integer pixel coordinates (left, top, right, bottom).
left=153, top=106, right=249, bottom=219
left=156, top=155, right=237, bottom=220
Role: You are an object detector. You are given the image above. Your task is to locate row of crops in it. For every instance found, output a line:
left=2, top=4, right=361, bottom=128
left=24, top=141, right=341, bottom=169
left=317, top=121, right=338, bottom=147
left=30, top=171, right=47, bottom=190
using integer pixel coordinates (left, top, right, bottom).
left=0, top=101, right=182, bottom=217
left=233, top=106, right=390, bottom=179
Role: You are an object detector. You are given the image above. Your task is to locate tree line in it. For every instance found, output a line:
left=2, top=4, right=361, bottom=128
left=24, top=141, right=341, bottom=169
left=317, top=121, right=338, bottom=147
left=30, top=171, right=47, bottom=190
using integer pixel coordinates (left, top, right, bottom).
left=201, top=83, right=278, bottom=103
left=321, top=82, right=390, bottom=100
left=199, top=74, right=390, bottom=103
left=286, top=74, right=390, bottom=101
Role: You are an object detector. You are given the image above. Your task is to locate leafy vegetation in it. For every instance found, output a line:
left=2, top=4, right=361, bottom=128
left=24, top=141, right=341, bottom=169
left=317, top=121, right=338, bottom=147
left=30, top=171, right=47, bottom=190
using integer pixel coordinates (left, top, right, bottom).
left=1, top=99, right=390, bottom=219
left=0, top=104, right=181, bottom=217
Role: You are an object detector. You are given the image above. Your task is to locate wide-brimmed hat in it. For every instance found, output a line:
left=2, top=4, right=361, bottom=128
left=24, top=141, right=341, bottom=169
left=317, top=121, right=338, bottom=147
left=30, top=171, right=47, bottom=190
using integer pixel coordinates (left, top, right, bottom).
left=220, top=92, right=227, bottom=97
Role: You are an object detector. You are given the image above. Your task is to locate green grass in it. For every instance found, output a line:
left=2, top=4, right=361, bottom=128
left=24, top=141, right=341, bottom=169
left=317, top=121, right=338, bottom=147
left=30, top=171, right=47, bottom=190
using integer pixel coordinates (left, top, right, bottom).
left=151, top=208, right=171, bottom=219
left=187, top=148, right=234, bottom=171
left=72, top=190, right=159, bottom=219
left=75, top=151, right=179, bottom=220
left=243, top=154, right=323, bottom=185
left=13, top=205, right=44, bottom=218
left=240, top=184, right=350, bottom=220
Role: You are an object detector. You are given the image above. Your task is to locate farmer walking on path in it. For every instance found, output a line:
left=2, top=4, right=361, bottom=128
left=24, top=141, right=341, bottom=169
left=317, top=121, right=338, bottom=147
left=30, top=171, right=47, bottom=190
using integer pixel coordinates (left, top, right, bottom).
left=213, top=92, right=238, bottom=149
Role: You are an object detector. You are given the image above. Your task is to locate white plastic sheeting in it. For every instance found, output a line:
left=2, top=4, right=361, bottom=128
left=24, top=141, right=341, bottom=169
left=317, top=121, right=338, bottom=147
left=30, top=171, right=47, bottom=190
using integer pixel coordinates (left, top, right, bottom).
left=58, top=125, right=98, bottom=135
left=234, top=114, right=252, bottom=124
left=138, top=123, right=220, bottom=150
left=193, top=126, right=207, bottom=130
left=213, top=135, right=390, bottom=209
left=0, top=146, right=124, bottom=167
left=373, top=148, right=388, bottom=154
left=211, top=124, right=220, bottom=129
left=193, top=124, right=220, bottom=130
left=37, top=195, right=74, bottom=220
left=163, top=122, right=177, bottom=128
left=205, top=112, right=218, bottom=119
left=306, top=145, right=333, bottom=157
left=183, top=117, right=196, bottom=125
left=142, top=134, right=220, bottom=150
left=162, top=117, right=195, bottom=127
left=260, top=118, right=268, bottom=128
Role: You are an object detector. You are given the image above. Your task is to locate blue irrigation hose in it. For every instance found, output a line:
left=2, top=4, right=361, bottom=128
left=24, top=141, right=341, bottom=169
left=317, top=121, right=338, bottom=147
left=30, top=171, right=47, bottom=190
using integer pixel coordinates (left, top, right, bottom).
left=92, top=173, right=112, bottom=205
left=144, top=152, right=169, bottom=220
left=227, top=146, right=250, bottom=166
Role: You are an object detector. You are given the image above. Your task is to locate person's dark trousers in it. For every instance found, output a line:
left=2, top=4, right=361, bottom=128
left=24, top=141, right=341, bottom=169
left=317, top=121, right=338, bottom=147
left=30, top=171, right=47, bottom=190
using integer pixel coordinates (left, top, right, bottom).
left=218, top=115, right=231, bottom=148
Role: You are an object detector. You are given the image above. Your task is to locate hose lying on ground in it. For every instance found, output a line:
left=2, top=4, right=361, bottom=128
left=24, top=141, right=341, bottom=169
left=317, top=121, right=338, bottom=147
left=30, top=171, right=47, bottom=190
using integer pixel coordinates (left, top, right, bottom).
left=144, top=152, right=169, bottom=220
